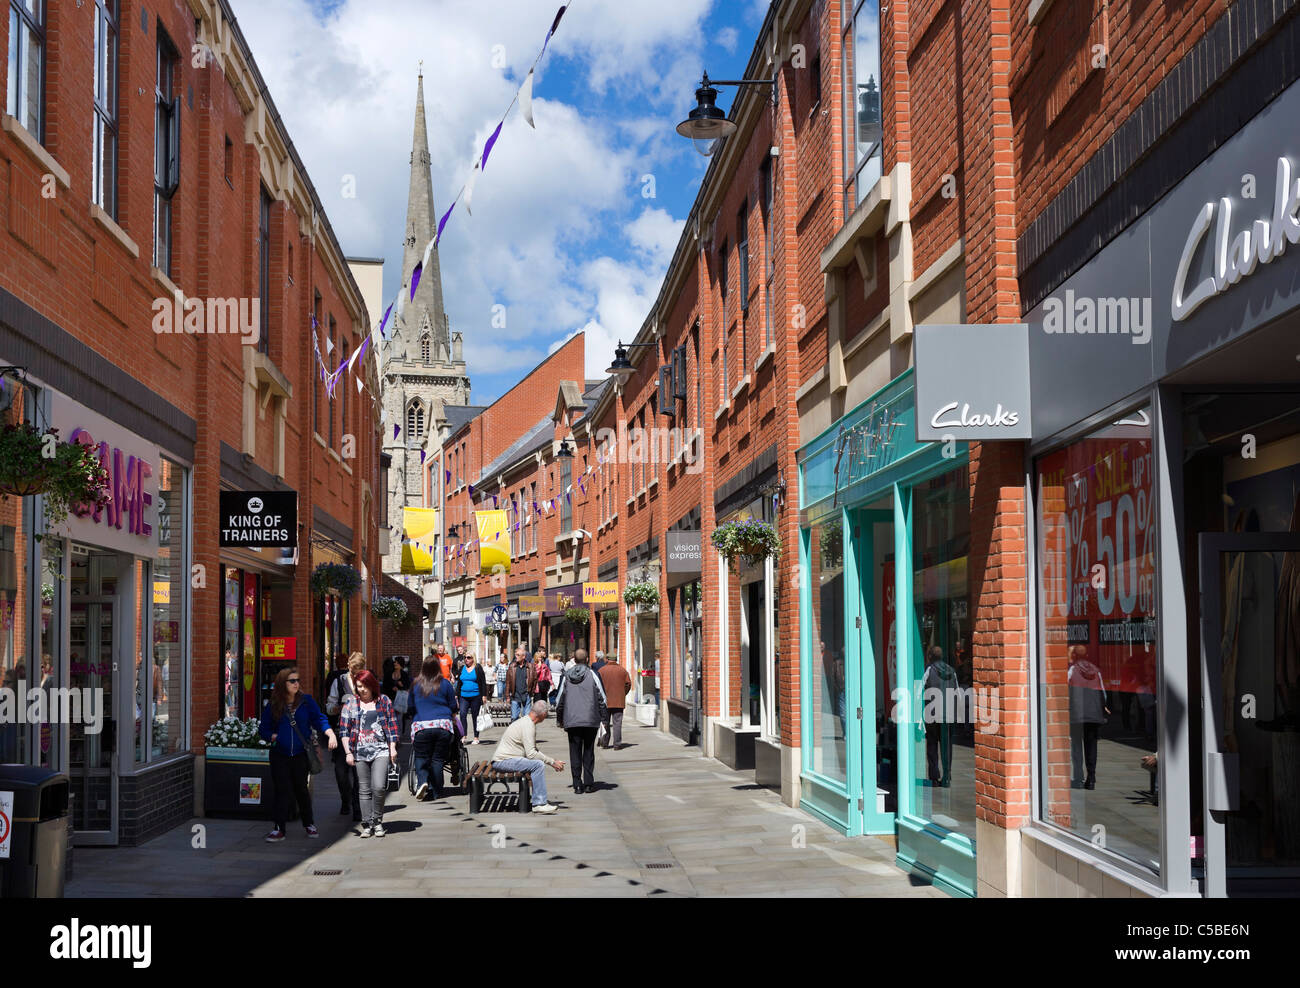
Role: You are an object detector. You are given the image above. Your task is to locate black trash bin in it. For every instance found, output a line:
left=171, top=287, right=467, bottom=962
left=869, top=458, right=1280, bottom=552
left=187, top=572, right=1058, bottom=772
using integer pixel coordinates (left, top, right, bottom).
left=0, top=765, right=70, bottom=898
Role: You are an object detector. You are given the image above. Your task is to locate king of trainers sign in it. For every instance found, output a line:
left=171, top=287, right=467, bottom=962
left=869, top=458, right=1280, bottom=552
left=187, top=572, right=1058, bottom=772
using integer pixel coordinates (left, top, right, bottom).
left=220, top=491, right=298, bottom=547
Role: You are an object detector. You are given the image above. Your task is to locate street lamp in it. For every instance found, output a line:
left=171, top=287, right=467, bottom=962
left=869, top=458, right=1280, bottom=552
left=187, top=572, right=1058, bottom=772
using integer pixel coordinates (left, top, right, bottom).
left=605, top=340, right=660, bottom=379
left=676, top=72, right=775, bottom=157
left=557, top=438, right=575, bottom=459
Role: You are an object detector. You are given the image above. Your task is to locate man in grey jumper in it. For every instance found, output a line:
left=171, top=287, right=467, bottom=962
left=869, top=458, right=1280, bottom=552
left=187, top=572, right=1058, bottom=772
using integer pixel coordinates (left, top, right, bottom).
left=491, top=700, right=566, bottom=814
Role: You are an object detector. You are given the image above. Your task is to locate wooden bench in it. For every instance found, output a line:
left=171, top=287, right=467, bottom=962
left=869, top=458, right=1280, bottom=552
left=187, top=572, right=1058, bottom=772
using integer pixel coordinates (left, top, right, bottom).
left=467, top=761, right=532, bottom=813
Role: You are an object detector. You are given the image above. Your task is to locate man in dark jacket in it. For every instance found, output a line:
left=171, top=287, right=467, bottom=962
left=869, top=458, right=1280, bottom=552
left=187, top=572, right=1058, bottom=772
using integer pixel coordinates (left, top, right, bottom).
left=554, top=649, right=607, bottom=793
left=503, top=646, right=538, bottom=722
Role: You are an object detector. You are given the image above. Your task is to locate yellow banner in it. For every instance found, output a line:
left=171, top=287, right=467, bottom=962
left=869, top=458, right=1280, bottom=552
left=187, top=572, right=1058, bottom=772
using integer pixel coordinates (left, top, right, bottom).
left=475, top=510, right=510, bottom=576
left=582, top=582, right=618, bottom=604
left=403, top=507, right=439, bottom=541
left=400, top=540, right=433, bottom=575
left=520, top=595, right=546, bottom=613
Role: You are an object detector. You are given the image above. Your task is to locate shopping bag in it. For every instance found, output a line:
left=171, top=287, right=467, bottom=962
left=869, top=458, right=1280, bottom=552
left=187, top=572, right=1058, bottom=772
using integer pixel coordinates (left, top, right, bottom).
left=393, top=689, right=410, bottom=714
left=477, top=708, right=495, bottom=733
left=597, top=721, right=607, bottom=744
left=386, top=759, right=401, bottom=792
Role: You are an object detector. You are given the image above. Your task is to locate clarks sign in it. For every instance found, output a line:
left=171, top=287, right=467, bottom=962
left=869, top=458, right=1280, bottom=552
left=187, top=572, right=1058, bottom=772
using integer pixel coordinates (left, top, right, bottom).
left=1171, top=156, right=1300, bottom=321
left=914, top=324, right=1033, bottom=441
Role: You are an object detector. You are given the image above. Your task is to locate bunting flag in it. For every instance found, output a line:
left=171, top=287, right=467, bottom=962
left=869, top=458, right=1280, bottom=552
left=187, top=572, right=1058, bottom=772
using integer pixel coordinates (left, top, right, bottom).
left=480, top=121, right=504, bottom=172
left=394, top=424, right=401, bottom=440
left=325, top=336, right=334, bottom=355
left=410, top=262, right=423, bottom=300
left=356, top=377, right=364, bottom=393
left=519, top=69, right=536, bottom=128
left=475, top=510, right=510, bottom=576
left=419, top=450, right=427, bottom=464
left=464, top=163, right=481, bottom=215
left=377, top=302, right=394, bottom=338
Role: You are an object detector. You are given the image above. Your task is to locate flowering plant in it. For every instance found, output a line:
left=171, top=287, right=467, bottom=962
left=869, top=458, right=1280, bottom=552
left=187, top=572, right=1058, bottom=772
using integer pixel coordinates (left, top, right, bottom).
left=623, top=580, right=659, bottom=609
left=203, top=717, right=269, bottom=750
left=372, top=596, right=409, bottom=622
left=0, top=424, right=112, bottom=535
left=310, top=562, right=362, bottom=598
left=712, top=518, right=781, bottom=572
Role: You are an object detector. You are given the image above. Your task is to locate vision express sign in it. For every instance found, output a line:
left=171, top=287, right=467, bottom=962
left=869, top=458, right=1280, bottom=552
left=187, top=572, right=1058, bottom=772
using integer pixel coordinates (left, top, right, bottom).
left=220, top=491, right=298, bottom=548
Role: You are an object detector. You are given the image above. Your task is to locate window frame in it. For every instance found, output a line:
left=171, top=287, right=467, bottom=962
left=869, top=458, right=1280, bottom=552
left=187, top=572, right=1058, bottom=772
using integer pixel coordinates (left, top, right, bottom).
left=7, top=0, right=47, bottom=141
left=92, top=0, right=121, bottom=219
left=259, top=188, right=273, bottom=356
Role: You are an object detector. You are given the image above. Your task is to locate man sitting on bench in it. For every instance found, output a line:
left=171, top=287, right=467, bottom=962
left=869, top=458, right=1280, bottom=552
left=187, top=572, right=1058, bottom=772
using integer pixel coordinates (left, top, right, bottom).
left=490, top=700, right=566, bottom=814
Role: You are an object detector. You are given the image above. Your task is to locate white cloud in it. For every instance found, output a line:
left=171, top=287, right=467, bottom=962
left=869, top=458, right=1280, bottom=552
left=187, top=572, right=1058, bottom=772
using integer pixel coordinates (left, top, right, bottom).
left=717, top=26, right=739, bottom=53
left=234, top=0, right=713, bottom=398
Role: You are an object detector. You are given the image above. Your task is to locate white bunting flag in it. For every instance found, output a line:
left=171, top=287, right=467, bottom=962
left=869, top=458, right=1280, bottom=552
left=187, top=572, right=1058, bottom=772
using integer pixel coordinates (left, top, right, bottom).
left=520, top=68, right=536, bottom=128
left=464, top=163, right=481, bottom=216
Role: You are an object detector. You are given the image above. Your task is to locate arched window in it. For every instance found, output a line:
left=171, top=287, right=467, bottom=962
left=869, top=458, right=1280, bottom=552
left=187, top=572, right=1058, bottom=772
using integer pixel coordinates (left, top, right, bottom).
left=406, top=401, right=424, bottom=441
left=420, top=334, right=430, bottom=362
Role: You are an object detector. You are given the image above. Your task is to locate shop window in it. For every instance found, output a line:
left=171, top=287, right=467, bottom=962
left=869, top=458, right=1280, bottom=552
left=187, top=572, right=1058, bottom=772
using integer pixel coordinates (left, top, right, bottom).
left=845, top=0, right=883, bottom=209
left=1037, top=408, right=1158, bottom=870
left=807, top=517, right=847, bottom=782
left=259, top=188, right=273, bottom=355
left=139, top=457, right=188, bottom=762
left=908, top=464, right=975, bottom=841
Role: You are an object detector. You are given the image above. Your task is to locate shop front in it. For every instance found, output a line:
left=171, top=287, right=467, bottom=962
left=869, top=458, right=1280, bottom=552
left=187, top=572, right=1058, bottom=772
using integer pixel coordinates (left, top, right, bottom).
left=798, top=370, right=978, bottom=896
left=624, top=546, right=660, bottom=719
left=664, top=527, right=704, bottom=747
left=541, top=582, right=587, bottom=661
left=1009, top=77, right=1300, bottom=898
left=0, top=382, right=193, bottom=846
left=594, top=560, right=621, bottom=660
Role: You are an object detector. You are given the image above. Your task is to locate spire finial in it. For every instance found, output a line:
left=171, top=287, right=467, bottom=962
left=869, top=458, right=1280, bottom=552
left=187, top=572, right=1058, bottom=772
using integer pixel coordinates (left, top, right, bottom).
left=418, top=59, right=423, bottom=77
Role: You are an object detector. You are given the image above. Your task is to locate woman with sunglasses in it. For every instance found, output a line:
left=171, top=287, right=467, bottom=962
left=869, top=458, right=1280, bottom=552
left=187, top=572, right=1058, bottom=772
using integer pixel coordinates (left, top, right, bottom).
left=340, top=669, right=400, bottom=837
left=259, top=667, right=337, bottom=842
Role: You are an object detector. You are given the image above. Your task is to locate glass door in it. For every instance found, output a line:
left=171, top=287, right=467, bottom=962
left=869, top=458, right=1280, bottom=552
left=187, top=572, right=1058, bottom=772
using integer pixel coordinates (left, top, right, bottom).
left=69, top=598, right=116, bottom=841
left=853, top=500, right=896, bottom=833
left=1198, top=532, right=1300, bottom=896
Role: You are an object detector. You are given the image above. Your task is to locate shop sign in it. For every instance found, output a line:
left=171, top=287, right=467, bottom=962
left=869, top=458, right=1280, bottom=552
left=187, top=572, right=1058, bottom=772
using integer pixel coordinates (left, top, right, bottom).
left=665, top=533, right=702, bottom=575
left=260, top=637, right=296, bottom=661
left=49, top=395, right=161, bottom=558
left=914, top=323, right=1033, bottom=441
left=152, top=581, right=170, bottom=604
left=0, top=790, right=12, bottom=859
left=519, top=595, right=546, bottom=614
left=219, top=491, right=297, bottom=548
left=582, top=582, right=618, bottom=604
left=544, top=585, right=581, bottom=617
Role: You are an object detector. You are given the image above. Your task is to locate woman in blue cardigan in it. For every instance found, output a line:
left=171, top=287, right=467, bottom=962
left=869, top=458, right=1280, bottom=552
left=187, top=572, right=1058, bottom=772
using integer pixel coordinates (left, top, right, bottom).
left=259, top=667, right=337, bottom=842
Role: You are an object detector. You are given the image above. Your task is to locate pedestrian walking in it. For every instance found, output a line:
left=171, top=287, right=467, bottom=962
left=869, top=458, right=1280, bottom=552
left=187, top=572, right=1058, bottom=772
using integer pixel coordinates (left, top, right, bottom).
left=456, top=652, right=489, bottom=745
left=548, top=652, right=565, bottom=703
left=504, top=647, right=537, bottom=721
left=533, top=650, right=554, bottom=708
left=490, top=700, right=565, bottom=814
left=597, top=653, right=632, bottom=748
left=325, top=652, right=365, bottom=821
left=591, top=650, right=607, bottom=675
left=554, top=649, right=607, bottom=794
left=258, top=667, right=337, bottom=842
left=410, top=656, right=462, bottom=801
left=340, top=670, right=399, bottom=837
left=493, top=653, right=509, bottom=700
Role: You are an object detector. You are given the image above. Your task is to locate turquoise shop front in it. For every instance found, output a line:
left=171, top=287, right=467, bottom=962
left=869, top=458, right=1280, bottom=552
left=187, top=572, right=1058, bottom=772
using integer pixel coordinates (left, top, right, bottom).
left=797, top=370, right=977, bottom=897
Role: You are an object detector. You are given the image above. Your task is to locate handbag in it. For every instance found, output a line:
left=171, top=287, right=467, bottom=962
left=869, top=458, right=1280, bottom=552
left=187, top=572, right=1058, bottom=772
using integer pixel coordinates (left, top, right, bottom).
left=386, top=759, right=401, bottom=792
left=393, top=689, right=410, bottom=714
left=477, top=707, right=494, bottom=732
left=288, top=705, right=324, bottom=775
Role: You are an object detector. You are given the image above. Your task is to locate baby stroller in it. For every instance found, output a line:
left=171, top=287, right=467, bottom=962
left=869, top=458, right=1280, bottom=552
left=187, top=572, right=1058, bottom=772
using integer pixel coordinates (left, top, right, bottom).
left=406, top=725, right=471, bottom=795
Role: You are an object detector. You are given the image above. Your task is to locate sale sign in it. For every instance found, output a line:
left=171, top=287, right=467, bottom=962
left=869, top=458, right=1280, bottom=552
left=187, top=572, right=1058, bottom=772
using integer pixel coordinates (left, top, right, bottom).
left=1037, top=424, right=1157, bottom=693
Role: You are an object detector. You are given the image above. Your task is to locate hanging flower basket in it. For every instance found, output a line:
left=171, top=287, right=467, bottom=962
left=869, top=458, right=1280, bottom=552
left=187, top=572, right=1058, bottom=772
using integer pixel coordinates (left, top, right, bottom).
left=623, top=580, right=659, bottom=609
left=601, top=609, right=619, bottom=626
left=372, top=596, right=408, bottom=622
left=310, top=562, right=362, bottom=598
left=0, top=424, right=111, bottom=533
left=562, top=606, right=590, bottom=626
left=712, top=518, right=781, bottom=572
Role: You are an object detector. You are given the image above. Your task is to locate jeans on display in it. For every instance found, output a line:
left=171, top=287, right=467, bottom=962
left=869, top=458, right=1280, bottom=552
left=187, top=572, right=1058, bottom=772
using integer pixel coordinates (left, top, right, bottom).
left=1071, top=722, right=1100, bottom=783
left=459, top=695, right=483, bottom=739
left=355, top=754, right=390, bottom=825
left=566, top=726, right=597, bottom=789
left=412, top=728, right=453, bottom=797
left=269, top=749, right=313, bottom=831
left=492, top=757, right=547, bottom=805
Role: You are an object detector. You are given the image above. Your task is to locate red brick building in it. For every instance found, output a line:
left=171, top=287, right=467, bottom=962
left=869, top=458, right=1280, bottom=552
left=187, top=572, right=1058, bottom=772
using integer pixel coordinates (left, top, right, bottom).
left=1, top=0, right=381, bottom=845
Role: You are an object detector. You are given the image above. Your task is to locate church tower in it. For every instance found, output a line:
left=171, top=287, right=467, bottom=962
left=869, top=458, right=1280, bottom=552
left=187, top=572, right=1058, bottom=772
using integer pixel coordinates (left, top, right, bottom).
left=382, top=69, right=471, bottom=578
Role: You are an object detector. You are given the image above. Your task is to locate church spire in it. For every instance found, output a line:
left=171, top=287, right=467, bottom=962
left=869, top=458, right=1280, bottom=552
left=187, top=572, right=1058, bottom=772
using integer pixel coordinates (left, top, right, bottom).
left=397, top=69, right=449, bottom=360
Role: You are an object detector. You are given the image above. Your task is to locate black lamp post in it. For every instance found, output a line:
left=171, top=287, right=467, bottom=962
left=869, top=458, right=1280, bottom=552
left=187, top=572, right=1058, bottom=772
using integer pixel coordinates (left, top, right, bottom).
left=676, top=72, right=775, bottom=156
left=605, top=340, right=660, bottom=378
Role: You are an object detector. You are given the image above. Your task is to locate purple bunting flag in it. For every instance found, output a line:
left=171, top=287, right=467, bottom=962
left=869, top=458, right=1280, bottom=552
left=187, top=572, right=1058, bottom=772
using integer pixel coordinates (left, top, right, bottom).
left=410, top=262, right=423, bottom=300
left=481, top=121, right=504, bottom=172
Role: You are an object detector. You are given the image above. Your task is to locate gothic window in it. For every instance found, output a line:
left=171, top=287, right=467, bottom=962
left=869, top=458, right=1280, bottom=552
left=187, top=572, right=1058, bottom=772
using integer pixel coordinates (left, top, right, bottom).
left=406, top=400, right=425, bottom=442
left=420, top=334, right=430, bottom=363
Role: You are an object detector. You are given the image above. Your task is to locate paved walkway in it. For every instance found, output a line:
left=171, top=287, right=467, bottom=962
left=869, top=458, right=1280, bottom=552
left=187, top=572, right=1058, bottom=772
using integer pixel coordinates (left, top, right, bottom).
left=67, top=716, right=945, bottom=898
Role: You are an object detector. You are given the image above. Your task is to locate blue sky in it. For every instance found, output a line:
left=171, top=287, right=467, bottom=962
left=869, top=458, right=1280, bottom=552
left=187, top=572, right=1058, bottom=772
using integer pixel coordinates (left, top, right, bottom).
left=236, top=0, right=768, bottom=405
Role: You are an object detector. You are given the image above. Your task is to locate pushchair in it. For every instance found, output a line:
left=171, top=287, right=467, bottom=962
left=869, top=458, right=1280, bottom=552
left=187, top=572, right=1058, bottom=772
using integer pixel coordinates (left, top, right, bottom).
left=406, top=726, right=471, bottom=795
